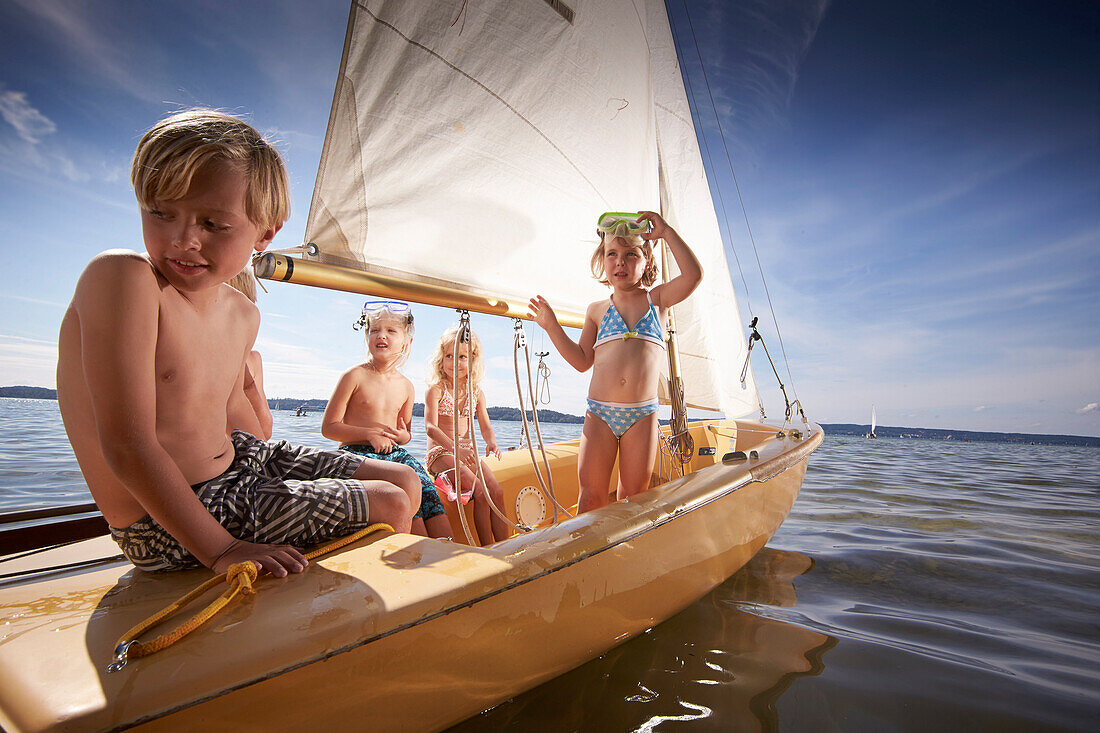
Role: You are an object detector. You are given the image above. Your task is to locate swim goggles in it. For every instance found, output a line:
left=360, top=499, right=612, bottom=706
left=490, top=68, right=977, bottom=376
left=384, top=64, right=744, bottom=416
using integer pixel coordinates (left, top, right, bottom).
left=353, top=300, right=413, bottom=330
left=596, top=212, right=648, bottom=236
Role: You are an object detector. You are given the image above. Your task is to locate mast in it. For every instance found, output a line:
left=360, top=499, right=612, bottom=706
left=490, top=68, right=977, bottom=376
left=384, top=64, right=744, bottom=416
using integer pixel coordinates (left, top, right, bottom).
left=662, top=239, right=693, bottom=463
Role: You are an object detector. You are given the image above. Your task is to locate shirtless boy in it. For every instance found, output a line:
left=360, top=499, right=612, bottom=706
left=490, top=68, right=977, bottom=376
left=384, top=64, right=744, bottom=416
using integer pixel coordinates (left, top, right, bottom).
left=322, top=301, right=450, bottom=539
left=57, top=109, right=418, bottom=575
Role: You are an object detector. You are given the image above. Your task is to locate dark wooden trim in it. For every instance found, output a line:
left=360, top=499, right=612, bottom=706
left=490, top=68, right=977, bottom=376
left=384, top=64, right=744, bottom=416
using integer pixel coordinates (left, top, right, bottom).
left=0, top=515, right=110, bottom=556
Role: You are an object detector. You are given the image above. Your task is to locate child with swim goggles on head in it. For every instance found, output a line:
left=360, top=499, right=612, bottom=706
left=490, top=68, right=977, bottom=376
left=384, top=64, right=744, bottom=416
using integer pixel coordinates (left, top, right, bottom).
left=57, top=109, right=419, bottom=576
left=424, top=324, right=509, bottom=545
left=529, top=211, right=702, bottom=513
left=323, top=301, right=450, bottom=539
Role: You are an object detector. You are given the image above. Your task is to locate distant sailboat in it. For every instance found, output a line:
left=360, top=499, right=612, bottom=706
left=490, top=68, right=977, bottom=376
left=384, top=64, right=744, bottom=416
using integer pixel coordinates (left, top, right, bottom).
left=867, top=405, right=878, bottom=438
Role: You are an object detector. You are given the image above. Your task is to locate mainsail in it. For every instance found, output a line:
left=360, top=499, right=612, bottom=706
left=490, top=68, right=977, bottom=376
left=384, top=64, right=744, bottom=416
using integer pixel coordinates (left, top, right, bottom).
left=298, top=0, right=760, bottom=417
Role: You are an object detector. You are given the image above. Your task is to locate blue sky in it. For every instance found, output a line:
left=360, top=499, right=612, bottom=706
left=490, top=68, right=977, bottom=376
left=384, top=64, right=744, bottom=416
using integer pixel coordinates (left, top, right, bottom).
left=1, top=0, right=1096, bottom=437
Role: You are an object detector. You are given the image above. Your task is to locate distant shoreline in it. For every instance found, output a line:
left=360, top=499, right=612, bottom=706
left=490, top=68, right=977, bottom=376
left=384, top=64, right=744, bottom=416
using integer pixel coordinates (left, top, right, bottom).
left=3, top=386, right=1097, bottom=446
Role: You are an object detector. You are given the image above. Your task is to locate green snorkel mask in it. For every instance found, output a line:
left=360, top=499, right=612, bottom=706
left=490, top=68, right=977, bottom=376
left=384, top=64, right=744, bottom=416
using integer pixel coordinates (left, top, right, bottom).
left=596, top=211, right=648, bottom=238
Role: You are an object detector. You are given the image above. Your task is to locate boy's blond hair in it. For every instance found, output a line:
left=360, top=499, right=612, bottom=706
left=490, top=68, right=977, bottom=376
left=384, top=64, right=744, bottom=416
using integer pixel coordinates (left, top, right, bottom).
left=590, top=234, right=659, bottom=287
left=131, top=109, right=290, bottom=231
left=429, top=324, right=485, bottom=389
left=227, top=268, right=257, bottom=302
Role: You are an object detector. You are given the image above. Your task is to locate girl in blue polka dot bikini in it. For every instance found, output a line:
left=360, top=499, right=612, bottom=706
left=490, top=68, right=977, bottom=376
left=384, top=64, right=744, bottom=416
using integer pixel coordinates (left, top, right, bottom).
left=529, top=211, right=702, bottom=513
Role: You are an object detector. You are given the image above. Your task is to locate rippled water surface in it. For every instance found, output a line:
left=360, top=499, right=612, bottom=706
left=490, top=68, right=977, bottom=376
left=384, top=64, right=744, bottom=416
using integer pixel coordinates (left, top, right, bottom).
left=2, top=398, right=1097, bottom=731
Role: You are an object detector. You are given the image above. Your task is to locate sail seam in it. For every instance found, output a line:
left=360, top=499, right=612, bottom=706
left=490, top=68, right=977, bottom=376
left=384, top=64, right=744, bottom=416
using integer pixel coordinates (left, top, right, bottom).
left=354, top=2, right=608, bottom=205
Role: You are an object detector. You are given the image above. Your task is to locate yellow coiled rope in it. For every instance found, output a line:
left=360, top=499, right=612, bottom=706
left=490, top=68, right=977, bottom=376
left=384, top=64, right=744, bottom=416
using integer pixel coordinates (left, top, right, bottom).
left=107, top=522, right=393, bottom=673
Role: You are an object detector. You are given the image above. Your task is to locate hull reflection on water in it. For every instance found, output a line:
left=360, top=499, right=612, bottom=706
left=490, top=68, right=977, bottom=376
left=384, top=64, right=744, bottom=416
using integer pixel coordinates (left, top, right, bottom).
left=449, top=548, right=833, bottom=732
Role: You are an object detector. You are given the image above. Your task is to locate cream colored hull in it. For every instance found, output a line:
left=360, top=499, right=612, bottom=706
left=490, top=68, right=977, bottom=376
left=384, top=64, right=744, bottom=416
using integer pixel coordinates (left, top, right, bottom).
left=0, top=420, right=821, bottom=732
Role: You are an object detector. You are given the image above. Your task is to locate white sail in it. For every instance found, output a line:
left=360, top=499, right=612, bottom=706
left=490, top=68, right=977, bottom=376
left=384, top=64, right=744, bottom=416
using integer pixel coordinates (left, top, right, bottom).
left=645, top=1, right=759, bottom=416
left=871, top=405, right=877, bottom=434
left=304, top=0, right=758, bottom=417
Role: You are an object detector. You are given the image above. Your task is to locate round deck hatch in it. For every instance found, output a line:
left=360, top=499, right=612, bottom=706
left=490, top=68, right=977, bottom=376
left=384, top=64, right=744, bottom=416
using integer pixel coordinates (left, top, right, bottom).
left=515, top=486, right=547, bottom=526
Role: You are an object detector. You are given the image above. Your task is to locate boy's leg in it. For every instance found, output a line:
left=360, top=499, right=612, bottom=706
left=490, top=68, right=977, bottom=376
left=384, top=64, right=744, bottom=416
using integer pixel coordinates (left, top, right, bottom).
left=616, top=413, right=660, bottom=499
left=385, top=447, right=448, bottom=540
left=578, top=414, right=618, bottom=513
left=349, top=457, right=420, bottom=532
left=423, top=514, right=453, bottom=540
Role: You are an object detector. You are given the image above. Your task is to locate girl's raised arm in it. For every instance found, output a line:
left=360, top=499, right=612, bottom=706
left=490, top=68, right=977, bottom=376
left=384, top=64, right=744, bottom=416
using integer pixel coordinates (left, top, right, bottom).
left=639, top=210, right=703, bottom=309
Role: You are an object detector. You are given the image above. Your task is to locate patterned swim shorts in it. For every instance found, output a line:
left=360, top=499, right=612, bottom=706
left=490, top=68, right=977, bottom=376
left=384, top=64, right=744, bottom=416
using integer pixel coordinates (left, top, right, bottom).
left=340, top=444, right=445, bottom=521
left=110, top=431, right=369, bottom=572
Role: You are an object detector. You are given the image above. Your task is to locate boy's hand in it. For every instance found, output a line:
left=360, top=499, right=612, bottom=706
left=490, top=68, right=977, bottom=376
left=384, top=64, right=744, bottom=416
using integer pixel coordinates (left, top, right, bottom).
left=637, top=210, right=671, bottom=240
left=365, top=424, right=400, bottom=453
left=528, top=295, right=558, bottom=330
left=484, top=441, right=501, bottom=459
left=212, top=539, right=308, bottom=578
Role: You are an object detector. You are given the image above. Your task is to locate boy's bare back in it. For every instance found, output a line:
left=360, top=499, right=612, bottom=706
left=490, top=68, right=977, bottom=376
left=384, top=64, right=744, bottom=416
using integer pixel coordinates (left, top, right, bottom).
left=57, top=251, right=259, bottom=528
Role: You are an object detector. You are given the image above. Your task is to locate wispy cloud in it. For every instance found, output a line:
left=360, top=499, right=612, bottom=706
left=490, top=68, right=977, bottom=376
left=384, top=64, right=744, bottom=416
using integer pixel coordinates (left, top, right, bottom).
left=0, top=293, right=67, bottom=309
left=680, top=0, right=831, bottom=167
left=10, top=0, right=165, bottom=105
left=0, top=85, right=99, bottom=184
left=0, top=335, right=58, bottom=387
left=0, top=89, right=56, bottom=143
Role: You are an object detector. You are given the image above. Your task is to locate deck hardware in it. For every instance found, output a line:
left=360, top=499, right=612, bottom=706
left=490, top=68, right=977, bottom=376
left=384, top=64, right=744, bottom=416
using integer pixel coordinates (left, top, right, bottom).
left=698, top=447, right=716, bottom=456
left=791, top=429, right=803, bottom=439
left=743, top=318, right=809, bottom=424
left=722, top=451, right=748, bottom=463
left=749, top=450, right=759, bottom=459
left=776, top=430, right=786, bottom=439
left=107, top=641, right=134, bottom=673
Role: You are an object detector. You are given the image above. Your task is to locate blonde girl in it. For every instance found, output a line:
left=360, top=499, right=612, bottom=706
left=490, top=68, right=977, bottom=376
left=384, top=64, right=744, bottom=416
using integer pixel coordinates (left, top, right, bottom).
left=424, top=324, right=508, bottom=544
left=529, top=211, right=702, bottom=513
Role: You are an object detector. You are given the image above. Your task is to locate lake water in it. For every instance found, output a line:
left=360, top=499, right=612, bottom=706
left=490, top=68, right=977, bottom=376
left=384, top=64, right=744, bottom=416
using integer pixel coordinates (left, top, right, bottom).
left=2, top=398, right=1097, bottom=731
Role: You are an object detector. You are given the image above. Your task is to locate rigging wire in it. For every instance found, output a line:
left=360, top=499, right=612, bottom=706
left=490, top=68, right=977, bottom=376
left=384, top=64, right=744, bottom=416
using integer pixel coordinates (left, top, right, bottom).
left=666, top=3, right=755, bottom=321
left=451, top=312, right=524, bottom=542
left=535, top=352, right=552, bottom=406
left=513, top=320, right=573, bottom=522
left=670, top=0, right=802, bottom=408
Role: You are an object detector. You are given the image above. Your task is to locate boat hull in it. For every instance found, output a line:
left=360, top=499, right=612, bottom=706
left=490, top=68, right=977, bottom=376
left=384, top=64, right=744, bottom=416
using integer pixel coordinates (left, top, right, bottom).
left=0, top=419, right=820, bottom=732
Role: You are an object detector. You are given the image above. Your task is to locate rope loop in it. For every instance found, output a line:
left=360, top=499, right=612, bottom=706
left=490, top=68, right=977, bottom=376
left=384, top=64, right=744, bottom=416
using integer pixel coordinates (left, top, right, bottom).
left=106, top=522, right=393, bottom=673
left=226, top=561, right=258, bottom=595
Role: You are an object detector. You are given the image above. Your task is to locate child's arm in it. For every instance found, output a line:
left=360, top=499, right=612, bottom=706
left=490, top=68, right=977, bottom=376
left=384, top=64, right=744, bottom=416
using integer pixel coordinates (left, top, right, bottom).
left=321, top=370, right=400, bottom=451
left=227, top=356, right=271, bottom=441
left=528, top=296, right=598, bottom=372
left=75, top=254, right=305, bottom=576
left=423, top=385, right=478, bottom=466
left=423, top=384, right=455, bottom=449
left=394, top=379, right=415, bottom=446
left=638, top=211, right=703, bottom=308
left=475, top=389, right=500, bottom=459
left=244, top=351, right=273, bottom=440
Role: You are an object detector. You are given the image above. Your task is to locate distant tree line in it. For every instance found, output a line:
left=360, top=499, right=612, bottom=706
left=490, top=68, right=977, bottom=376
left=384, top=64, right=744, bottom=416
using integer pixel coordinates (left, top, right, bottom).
left=267, top=397, right=584, bottom=424
left=820, top=423, right=1100, bottom=448
left=2, top=387, right=1094, bottom=442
